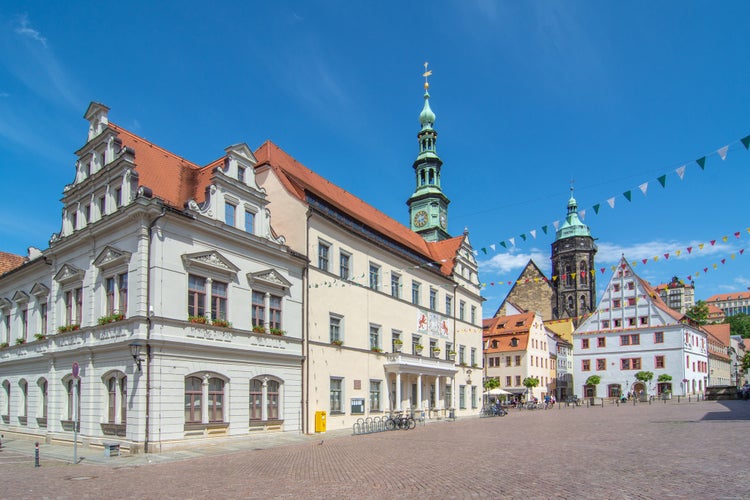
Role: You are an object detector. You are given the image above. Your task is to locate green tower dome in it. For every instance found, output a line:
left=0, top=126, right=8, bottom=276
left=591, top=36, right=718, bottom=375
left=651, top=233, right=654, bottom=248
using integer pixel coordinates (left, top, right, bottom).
left=419, top=90, right=436, bottom=130
left=555, top=188, right=592, bottom=240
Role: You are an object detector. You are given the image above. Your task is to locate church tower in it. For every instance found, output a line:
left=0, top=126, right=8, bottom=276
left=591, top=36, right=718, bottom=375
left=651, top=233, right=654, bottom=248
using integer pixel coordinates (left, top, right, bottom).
left=407, top=64, right=450, bottom=242
left=551, top=188, right=597, bottom=324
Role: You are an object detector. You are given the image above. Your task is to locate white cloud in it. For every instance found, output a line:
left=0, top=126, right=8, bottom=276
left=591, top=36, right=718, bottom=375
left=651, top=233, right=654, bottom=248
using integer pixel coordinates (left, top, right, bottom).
left=595, top=239, right=733, bottom=265
left=479, top=248, right=549, bottom=276
left=15, top=14, right=47, bottom=47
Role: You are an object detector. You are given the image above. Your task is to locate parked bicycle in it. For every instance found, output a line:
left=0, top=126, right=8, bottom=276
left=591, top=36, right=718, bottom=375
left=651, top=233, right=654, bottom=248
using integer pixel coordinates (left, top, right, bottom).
left=384, top=411, right=416, bottom=430
left=480, top=405, right=508, bottom=417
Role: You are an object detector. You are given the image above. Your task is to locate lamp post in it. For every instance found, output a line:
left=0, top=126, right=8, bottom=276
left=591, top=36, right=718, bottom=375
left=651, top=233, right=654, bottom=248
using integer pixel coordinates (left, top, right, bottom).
left=129, top=342, right=143, bottom=372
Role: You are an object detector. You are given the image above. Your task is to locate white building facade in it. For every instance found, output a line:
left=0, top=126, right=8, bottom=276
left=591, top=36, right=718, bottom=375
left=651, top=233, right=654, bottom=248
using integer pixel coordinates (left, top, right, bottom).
left=0, top=103, right=306, bottom=452
left=573, top=258, right=708, bottom=399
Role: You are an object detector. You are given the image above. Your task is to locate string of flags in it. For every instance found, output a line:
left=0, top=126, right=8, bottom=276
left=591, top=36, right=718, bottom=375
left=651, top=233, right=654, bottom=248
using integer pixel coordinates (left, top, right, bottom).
left=308, top=259, right=449, bottom=289
left=477, top=133, right=750, bottom=255
left=481, top=227, right=748, bottom=288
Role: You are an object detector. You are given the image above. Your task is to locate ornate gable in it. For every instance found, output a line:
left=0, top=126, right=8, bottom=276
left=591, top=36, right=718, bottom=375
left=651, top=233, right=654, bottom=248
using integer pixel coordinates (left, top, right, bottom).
left=94, top=246, right=132, bottom=270
left=247, top=269, right=292, bottom=291
left=0, top=297, right=11, bottom=311
left=54, top=263, right=85, bottom=285
left=182, top=251, right=240, bottom=277
left=30, top=283, right=50, bottom=298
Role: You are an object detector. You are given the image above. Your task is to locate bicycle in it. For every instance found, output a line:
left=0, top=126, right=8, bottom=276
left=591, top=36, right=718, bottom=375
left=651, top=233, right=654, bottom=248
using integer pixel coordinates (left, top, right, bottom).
left=385, top=411, right=415, bottom=430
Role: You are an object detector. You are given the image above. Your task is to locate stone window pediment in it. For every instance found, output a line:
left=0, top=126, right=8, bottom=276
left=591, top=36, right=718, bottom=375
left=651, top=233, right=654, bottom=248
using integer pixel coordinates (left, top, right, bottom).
left=94, top=246, right=132, bottom=270
left=247, top=269, right=292, bottom=291
left=0, top=297, right=12, bottom=311
left=54, top=263, right=85, bottom=285
left=30, top=283, right=50, bottom=299
left=12, top=290, right=30, bottom=305
left=182, top=251, right=239, bottom=278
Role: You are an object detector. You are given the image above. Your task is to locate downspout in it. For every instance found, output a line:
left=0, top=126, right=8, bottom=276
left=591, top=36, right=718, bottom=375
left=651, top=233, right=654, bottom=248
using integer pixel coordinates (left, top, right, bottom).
left=304, top=208, right=312, bottom=434
left=144, top=206, right=166, bottom=453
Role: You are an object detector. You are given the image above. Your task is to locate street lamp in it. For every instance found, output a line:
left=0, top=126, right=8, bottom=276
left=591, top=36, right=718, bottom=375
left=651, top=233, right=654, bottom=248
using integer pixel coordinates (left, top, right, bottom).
left=129, top=342, right=143, bottom=372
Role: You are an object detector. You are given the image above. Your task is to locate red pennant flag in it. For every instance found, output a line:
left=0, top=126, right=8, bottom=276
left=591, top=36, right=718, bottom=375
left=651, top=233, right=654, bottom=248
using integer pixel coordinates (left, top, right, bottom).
left=642, top=259, right=648, bottom=265
left=704, top=268, right=708, bottom=273
left=735, top=232, right=741, bottom=238
left=710, top=240, right=716, bottom=246
left=600, top=268, right=606, bottom=274
left=740, top=249, right=745, bottom=255
left=721, top=259, right=726, bottom=264
left=664, top=253, right=670, bottom=260
left=687, top=247, right=692, bottom=254
left=687, top=275, right=692, bottom=281
left=525, top=279, right=529, bottom=283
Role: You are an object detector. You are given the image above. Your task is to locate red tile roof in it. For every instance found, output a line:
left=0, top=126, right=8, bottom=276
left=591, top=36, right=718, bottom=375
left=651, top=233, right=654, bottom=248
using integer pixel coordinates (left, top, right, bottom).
left=706, top=291, right=750, bottom=302
left=635, top=273, right=684, bottom=322
left=254, top=140, right=464, bottom=276
left=483, top=311, right=535, bottom=353
left=0, top=252, right=26, bottom=275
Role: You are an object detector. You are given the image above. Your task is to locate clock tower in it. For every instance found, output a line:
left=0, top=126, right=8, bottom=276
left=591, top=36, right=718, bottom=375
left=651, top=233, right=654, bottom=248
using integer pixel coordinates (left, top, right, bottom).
left=407, top=64, right=450, bottom=242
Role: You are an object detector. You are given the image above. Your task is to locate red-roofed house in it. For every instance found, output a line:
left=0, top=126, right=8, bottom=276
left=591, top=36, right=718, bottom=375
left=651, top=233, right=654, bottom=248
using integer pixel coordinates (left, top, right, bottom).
left=574, top=257, right=708, bottom=399
left=0, top=252, right=26, bottom=276
left=705, top=291, right=750, bottom=317
left=702, top=323, right=731, bottom=387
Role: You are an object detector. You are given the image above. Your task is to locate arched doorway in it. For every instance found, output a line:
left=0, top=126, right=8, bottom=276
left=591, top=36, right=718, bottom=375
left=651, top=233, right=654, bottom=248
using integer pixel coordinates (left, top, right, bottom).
left=633, top=382, right=646, bottom=401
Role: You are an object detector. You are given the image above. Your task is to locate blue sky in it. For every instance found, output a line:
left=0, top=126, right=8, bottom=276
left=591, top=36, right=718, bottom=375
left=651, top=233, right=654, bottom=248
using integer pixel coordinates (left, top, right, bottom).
left=2, top=1, right=749, bottom=317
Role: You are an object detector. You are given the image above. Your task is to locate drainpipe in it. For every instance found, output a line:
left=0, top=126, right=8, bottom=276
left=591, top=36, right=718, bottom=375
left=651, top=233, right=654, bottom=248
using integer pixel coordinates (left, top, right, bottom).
left=144, top=206, right=166, bottom=453
left=303, top=208, right=312, bottom=434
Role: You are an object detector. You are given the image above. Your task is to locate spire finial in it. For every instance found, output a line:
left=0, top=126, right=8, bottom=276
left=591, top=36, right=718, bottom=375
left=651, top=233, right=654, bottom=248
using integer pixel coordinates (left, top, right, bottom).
left=423, top=61, right=432, bottom=91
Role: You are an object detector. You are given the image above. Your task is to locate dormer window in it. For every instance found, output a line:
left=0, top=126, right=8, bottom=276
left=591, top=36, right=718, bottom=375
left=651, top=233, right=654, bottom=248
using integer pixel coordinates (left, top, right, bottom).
left=510, top=337, right=518, bottom=347
left=237, top=166, right=245, bottom=184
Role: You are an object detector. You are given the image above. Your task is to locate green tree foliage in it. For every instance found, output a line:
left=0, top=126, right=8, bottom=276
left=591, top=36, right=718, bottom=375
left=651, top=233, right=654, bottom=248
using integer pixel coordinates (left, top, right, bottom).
left=724, top=313, right=750, bottom=338
left=657, top=374, right=672, bottom=383
left=522, top=376, right=540, bottom=389
left=742, top=352, right=750, bottom=374
left=685, top=300, right=709, bottom=325
left=585, top=375, right=601, bottom=386
left=483, top=377, right=500, bottom=390
left=635, top=371, right=654, bottom=383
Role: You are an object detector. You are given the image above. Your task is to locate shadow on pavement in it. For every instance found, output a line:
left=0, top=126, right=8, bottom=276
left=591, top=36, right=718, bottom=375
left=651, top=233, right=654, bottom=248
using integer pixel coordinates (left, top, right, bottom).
left=700, top=399, right=750, bottom=421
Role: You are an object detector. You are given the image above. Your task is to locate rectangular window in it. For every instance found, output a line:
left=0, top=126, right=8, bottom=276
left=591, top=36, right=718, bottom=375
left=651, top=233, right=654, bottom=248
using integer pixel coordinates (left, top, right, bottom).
left=85, top=204, right=91, bottom=224
left=515, top=355, right=521, bottom=366
left=506, top=376, right=512, bottom=387
left=654, top=331, right=664, bottom=344
left=445, top=296, right=452, bottom=315
left=244, top=210, right=254, bottom=233
left=614, top=319, right=622, bottom=328
left=369, top=380, right=381, bottom=412
left=582, top=359, right=591, bottom=371
left=413, top=335, right=423, bottom=355
left=620, top=335, right=630, bottom=346
left=21, top=308, right=28, bottom=340
left=471, top=386, right=478, bottom=409
left=118, top=273, right=128, bottom=315
left=458, top=345, right=465, bottom=364
left=613, top=299, right=621, bottom=308
left=411, top=281, right=420, bottom=305
left=249, top=380, right=262, bottom=420
left=269, top=295, right=281, bottom=330
left=627, top=297, right=636, bottom=306
left=211, top=281, right=227, bottom=321
left=632, top=358, right=641, bottom=370
left=596, top=358, right=606, bottom=371
left=390, top=273, right=401, bottom=297
left=506, top=356, right=512, bottom=367
left=627, top=281, right=635, bottom=290
left=251, top=291, right=265, bottom=328
left=40, top=302, right=48, bottom=335
left=188, top=275, right=206, bottom=318
left=459, top=385, right=466, bottom=409
left=515, top=376, right=521, bottom=386
left=429, top=288, right=437, bottom=310
left=330, top=378, right=342, bottom=413
left=470, top=348, right=476, bottom=366
left=445, top=342, right=453, bottom=361
left=339, top=252, right=350, bottom=280
left=581, top=338, right=590, bottom=349
left=74, top=287, right=83, bottom=325
left=597, top=337, right=606, bottom=348
left=369, top=324, right=380, bottom=350
left=392, top=331, right=402, bottom=352
left=329, top=315, right=342, bottom=343
left=225, top=202, right=236, bottom=226
left=602, top=320, right=610, bottom=329
left=237, top=166, right=245, bottom=183
left=369, top=264, right=380, bottom=290
left=105, top=277, right=116, bottom=315
left=655, top=356, right=665, bottom=369
left=115, top=187, right=122, bottom=208
left=640, top=316, right=648, bottom=325
left=99, top=195, right=106, bottom=217
left=65, top=290, right=73, bottom=325
left=613, top=284, right=621, bottom=292
left=208, top=378, right=224, bottom=423
left=318, top=242, right=330, bottom=271
left=630, top=334, right=640, bottom=345
left=459, top=301, right=466, bottom=321
left=628, top=318, right=636, bottom=327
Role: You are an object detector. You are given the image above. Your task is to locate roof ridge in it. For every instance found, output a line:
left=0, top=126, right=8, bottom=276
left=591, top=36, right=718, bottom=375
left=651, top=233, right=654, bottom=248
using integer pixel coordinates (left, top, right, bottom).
left=110, top=122, right=202, bottom=170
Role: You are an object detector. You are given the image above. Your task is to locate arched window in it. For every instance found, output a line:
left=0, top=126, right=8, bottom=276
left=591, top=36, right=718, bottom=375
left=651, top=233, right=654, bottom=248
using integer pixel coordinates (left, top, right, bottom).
left=249, top=377, right=283, bottom=424
left=19, top=379, right=28, bottom=420
left=580, top=295, right=587, bottom=311
left=185, top=376, right=202, bottom=424
left=267, top=380, right=279, bottom=420
left=567, top=296, right=574, bottom=311
left=2, top=380, right=10, bottom=418
left=38, top=378, right=48, bottom=421
left=208, top=378, right=224, bottom=423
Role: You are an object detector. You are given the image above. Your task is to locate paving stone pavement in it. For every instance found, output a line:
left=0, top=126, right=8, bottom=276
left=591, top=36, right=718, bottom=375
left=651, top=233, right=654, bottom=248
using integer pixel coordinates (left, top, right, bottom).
left=0, top=399, right=748, bottom=499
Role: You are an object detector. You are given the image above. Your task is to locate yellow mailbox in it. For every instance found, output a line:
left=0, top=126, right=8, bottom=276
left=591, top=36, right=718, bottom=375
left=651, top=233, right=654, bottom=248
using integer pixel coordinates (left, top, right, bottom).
left=315, top=410, right=327, bottom=433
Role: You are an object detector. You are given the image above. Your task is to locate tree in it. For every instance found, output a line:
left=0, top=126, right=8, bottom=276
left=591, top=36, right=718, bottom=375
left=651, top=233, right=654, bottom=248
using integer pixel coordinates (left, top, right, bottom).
left=686, top=300, right=709, bottom=325
left=522, top=376, right=539, bottom=400
left=657, top=374, right=672, bottom=383
left=725, top=313, right=750, bottom=338
left=742, top=352, right=750, bottom=374
left=483, top=377, right=500, bottom=391
left=585, top=375, right=601, bottom=386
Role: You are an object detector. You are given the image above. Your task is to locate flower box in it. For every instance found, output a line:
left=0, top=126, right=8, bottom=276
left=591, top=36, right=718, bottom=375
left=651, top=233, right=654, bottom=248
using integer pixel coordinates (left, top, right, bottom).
left=269, top=328, right=285, bottom=336
left=57, top=324, right=80, bottom=333
left=15, top=338, right=26, bottom=345
left=252, top=325, right=267, bottom=334
left=371, top=347, right=383, bottom=353
left=212, top=319, right=231, bottom=328
left=331, top=339, right=343, bottom=346
left=34, top=333, right=47, bottom=341
left=98, top=313, right=125, bottom=325
left=188, top=316, right=208, bottom=325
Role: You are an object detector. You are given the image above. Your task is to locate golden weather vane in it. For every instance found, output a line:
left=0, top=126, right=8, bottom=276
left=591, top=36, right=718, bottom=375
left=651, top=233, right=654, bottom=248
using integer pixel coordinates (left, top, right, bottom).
left=423, top=61, right=432, bottom=90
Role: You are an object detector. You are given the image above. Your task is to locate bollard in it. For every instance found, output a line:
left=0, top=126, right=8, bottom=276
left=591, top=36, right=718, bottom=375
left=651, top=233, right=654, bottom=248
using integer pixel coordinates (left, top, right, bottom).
left=677, top=395, right=680, bottom=403
left=35, top=442, right=40, bottom=467
left=601, top=400, right=604, bottom=408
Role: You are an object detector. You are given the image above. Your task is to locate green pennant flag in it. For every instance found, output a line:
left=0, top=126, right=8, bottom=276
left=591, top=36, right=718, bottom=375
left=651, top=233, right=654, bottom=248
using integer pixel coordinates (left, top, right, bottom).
left=542, top=225, right=548, bottom=234
left=623, top=190, right=632, bottom=202
left=657, top=175, right=667, bottom=188
left=520, top=234, right=527, bottom=241
left=500, top=241, right=507, bottom=249
left=593, top=204, right=600, bottom=214
left=741, top=135, right=750, bottom=150
left=481, top=248, right=487, bottom=254
left=696, top=156, right=706, bottom=170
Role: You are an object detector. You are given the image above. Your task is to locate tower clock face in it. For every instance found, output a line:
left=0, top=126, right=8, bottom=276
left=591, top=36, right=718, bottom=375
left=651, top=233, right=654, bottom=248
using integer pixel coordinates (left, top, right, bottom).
left=414, top=210, right=428, bottom=228
left=439, top=212, right=447, bottom=229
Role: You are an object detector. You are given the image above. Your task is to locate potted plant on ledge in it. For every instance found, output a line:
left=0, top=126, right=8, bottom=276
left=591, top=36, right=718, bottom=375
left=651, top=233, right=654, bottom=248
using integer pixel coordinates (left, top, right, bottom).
left=212, top=318, right=231, bottom=328
left=448, top=350, right=457, bottom=361
left=414, top=344, right=424, bottom=354
left=269, top=327, right=284, bottom=336
left=371, top=346, right=383, bottom=353
left=393, top=339, right=403, bottom=352
left=331, top=339, right=343, bottom=346
left=252, top=325, right=267, bottom=334
left=188, top=315, right=208, bottom=325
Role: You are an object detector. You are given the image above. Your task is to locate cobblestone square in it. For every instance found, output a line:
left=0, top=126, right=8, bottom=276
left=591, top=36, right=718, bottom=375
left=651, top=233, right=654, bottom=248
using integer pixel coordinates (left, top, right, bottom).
left=1, top=400, right=748, bottom=499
